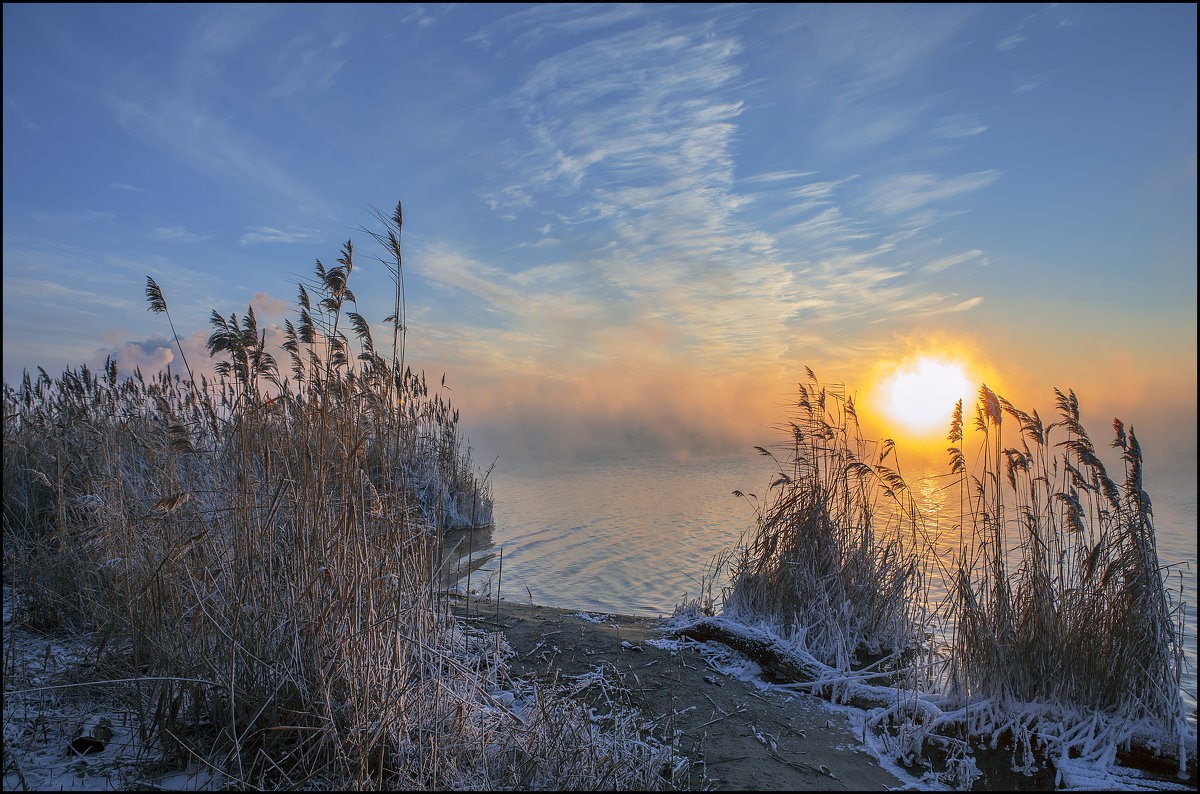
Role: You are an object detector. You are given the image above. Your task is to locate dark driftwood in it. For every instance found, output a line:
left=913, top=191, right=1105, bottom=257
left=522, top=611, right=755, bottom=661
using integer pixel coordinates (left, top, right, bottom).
left=672, top=618, right=824, bottom=681
left=669, top=617, right=895, bottom=711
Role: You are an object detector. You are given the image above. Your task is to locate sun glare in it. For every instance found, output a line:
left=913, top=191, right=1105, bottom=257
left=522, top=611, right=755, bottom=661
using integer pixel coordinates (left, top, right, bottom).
left=879, top=357, right=973, bottom=438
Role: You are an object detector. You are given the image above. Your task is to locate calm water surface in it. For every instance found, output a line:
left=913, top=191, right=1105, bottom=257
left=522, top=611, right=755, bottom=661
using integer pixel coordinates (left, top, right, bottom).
left=458, top=452, right=1197, bottom=721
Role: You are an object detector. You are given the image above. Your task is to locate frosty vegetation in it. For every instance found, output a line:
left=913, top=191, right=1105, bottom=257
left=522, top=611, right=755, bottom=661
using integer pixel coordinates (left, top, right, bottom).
left=689, top=369, right=1194, bottom=787
left=2, top=203, right=682, bottom=790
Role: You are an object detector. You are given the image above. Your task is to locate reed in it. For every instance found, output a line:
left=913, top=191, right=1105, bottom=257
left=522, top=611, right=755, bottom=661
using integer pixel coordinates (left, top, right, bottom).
left=704, top=369, right=1191, bottom=781
left=2, top=202, right=674, bottom=790
left=942, top=386, right=1189, bottom=765
left=712, top=370, right=925, bottom=672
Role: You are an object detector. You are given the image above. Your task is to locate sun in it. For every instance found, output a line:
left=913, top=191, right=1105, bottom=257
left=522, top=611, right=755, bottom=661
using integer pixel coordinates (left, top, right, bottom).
left=878, top=356, right=973, bottom=438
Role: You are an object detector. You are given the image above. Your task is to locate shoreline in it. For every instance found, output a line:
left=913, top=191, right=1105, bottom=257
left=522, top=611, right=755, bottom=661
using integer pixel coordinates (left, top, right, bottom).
left=452, top=595, right=908, bottom=790
left=3, top=583, right=901, bottom=791
left=5, top=580, right=1193, bottom=791
left=458, top=595, right=1199, bottom=792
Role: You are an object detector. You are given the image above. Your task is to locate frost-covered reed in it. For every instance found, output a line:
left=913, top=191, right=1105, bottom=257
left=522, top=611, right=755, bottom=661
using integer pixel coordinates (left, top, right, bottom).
left=702, top=369, right=1193, bottom=783
left=713, top=370, right=926, bottom=671
left=2, top=202, right=676, bottom=790
left=938, top=385, right=1191, bottom=778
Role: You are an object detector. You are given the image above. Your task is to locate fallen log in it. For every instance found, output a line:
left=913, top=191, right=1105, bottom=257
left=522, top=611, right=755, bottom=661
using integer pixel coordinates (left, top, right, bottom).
left=669, top=616, right=934, bottom=716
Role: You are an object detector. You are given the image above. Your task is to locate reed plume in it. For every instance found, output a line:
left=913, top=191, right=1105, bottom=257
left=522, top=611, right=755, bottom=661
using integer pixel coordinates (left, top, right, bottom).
left=716, top=372, right=924, bottom=671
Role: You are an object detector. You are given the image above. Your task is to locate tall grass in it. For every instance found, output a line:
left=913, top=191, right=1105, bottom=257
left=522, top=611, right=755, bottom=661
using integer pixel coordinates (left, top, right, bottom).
left=2, top=203, right=675, bottom=789
left=716, top=371, right=925, bottom=671
left=707, top=369, right=1191, bottom=779
left=941, top=385, right=1189, bottom=766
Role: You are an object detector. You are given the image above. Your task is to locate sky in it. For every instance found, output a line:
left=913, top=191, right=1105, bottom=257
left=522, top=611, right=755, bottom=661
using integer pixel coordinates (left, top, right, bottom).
left=3, top=3, right=1196, bottom=471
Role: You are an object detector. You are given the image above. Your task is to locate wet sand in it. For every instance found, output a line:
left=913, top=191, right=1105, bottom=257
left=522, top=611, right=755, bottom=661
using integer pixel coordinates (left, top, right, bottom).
left=453, top=596, right=905, bottom=790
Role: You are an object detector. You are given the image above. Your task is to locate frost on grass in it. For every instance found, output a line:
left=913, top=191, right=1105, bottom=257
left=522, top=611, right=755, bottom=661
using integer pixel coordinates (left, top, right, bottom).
left=573, top=612, right=616, bottom=625
left=2, top=203, right=679, bottom=791
left=681, top=371, right=1196, bottom=787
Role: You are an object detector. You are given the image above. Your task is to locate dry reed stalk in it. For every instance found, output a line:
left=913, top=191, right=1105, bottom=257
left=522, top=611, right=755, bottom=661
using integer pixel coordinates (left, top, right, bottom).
left=690, top=368, right=1191, bottom=781
left=2, top=202, right=675, bottom=790
left=942, top=385, right=1189, bottom=771
left=708, top=371, right=926, bottom=673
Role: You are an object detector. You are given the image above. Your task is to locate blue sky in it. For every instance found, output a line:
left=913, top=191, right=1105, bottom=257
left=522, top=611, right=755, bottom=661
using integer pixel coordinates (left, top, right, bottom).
left=3, top=3, right=1196, bottom=465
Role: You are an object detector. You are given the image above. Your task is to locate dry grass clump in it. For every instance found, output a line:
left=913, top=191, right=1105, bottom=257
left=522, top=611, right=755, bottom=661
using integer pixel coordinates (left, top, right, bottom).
left=714, top=370, right=924, bottom=671
left=2, top=202, right=675, bottom=790
left=704, top=369, right=1191, bottom=780
left=943, top=385, right=1189, bottom=759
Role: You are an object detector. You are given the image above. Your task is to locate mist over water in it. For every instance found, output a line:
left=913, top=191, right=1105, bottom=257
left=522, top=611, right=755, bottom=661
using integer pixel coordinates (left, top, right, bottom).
left=460, top=450, right=1198, bottom=724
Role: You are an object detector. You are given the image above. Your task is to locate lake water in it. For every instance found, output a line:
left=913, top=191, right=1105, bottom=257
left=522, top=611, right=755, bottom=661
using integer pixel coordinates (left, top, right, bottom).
left=453, top=450, right=1197, bottom=723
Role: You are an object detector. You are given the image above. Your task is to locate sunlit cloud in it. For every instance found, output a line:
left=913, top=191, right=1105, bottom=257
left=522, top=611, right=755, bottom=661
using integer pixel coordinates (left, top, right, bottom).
left=90, top=328, right=227, bottom=385
left=248, top=291, right=292, bottom=321
left=98, top=335, right=177, bottom=376
left=5, top=3, right=1188, bottom=470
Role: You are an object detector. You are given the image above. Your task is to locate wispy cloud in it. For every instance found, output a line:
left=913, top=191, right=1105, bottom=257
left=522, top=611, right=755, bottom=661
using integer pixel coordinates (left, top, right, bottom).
left=739, top=171, right=817, bottom=185
left=932, top=113, right=987, bottom=139
left=922, top=249, right=985, bottom=274
left=866, top=170, right=1001, bottom=216
left=3, top=275, right=139, bottom=314
left=3, top=94, right=39, bottom=131
left=96, top=8, right=331, bottom=215
left=30, top=209, right=115, bottom=226
left=1014, top=77, right=1043, bottom=94
left=778, top=4, right=975, bottom=98
left=399, top=5, right=440, bottom=28
left=268, top=29, right=349, bottom=96
left=240, top=226, right=319, bottom=245
left=517, top=238, right=561, bottom=249
left=151, top=225, right=207, bottom=243
left=996, top=33, right=1028, bottom=51
left=468, top=3, right=649, bottom=52
left=433, top=6, right=1006, bottom=387
left=994, top=5, right=1077, bottom=54
left=816, top=96, right=934, bottom=151
left=113, top=95, right=326, bottom=211
left=489, top=13, right=810, bottom=364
